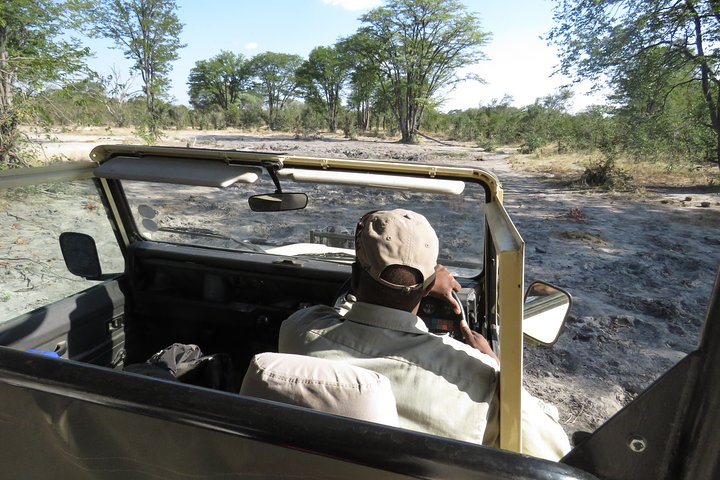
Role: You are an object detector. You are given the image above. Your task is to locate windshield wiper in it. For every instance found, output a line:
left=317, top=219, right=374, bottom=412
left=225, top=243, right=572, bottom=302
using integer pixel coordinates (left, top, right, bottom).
left=296, top=251, right=356, bottom=262
left=157, top=226, right=266, bottom=253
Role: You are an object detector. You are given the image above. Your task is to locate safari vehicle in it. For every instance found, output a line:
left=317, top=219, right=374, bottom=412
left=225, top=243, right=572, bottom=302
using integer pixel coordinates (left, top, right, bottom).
left=0, top=145, right=717, bottom=480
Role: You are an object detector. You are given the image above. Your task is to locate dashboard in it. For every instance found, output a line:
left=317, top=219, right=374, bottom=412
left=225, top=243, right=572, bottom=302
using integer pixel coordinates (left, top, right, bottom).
left=420, top=287, right=478, bottom=339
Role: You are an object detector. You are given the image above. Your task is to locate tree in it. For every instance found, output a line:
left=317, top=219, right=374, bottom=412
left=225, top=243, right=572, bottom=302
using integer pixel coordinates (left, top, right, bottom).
left=296, top=46, right=351, bottom=132
left=338, top=34, right=381, bottom=132
left=34, top=78, right=109, bottom=127
left=0, top=0, right=87, bottom=166
left=98, top=66, right=137, bottom=128
left=548, top=0, right=720, bottom=168
left=248, top=52, right=303, bottom=131
left=188, top=51, right=252, bottom=112
left=83, top=0, right=184, bottom=140
left=353, top=0, right=489, bottom=143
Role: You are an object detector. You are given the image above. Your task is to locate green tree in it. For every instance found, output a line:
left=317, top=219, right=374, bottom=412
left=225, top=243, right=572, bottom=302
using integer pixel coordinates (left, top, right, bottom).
left=82, top=0, right=184, bottom=141
left=34, top=78, right=109, bottom=127
left=548, top=0, right=720, bottom=168
left=188, top=51, right=252, bottom=112
left=296, top=46, right=351, bottom=132
left=248, top=52, right=303, bottom=131
left=613, top=66, right=713, bottom=163
left=97, top=66, right=137, bottom=128
left=0, top=0, right=87, bottom=166
left=518, top=89, right=575, bottom=153
left=338, top=34, right=381, bottom=132
left=354, top=0, right=489, bottom=143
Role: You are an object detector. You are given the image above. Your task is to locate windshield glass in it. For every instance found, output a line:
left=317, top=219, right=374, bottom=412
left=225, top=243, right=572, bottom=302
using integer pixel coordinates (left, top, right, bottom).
left=121, top=170, right=486, bottom=276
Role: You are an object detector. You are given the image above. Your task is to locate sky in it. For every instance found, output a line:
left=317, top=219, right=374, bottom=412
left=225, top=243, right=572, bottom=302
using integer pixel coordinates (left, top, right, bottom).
left=81, top=0, right=601, bottom=113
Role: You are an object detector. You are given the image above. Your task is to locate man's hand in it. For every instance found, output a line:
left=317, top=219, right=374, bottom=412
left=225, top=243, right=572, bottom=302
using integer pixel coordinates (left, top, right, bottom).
left=459, top=319, right=499, bottom=364
left=427, top=264, right=462, bottom=314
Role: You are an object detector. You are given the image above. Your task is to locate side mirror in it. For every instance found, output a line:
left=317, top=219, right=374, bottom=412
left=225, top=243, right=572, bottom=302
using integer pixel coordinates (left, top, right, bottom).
left=523, top=281, right=572, bottom=346
left=59, top=232, right=102, bottom=280
left=248, top=193, right=308, bottom=212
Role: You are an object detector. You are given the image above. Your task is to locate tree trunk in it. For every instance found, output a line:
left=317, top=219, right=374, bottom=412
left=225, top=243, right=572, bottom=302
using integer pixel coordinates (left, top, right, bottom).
left=0, top=51, right=12, bottom=109
left=0, top=48, right=22, bottom=167
left=689, top=5, right=720, bottom=169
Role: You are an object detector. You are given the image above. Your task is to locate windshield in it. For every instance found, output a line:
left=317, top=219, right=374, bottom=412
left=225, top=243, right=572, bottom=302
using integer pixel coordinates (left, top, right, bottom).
left=121, top=170, right=486, bottom=276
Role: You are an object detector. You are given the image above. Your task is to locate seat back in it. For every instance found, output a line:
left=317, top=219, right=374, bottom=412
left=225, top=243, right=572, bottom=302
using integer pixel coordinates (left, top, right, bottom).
left=240, top=352, right=399, bottom=426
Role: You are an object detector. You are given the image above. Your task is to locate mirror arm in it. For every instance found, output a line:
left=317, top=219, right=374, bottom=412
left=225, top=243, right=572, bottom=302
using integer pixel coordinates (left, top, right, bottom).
left=262, top=160, right=284, bottom=194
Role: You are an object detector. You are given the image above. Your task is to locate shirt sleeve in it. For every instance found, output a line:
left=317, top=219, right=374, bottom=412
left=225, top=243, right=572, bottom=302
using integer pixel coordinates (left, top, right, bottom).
left=520, top=388, right=571, bottom=461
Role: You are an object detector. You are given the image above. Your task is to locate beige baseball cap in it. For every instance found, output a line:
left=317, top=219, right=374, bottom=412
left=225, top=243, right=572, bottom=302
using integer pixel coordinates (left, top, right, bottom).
left=355, top=209, right=438, bottom=292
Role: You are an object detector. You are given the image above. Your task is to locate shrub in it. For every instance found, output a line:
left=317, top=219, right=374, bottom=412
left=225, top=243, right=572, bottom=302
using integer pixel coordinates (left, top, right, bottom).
left=579, top=156, right=634, bottom=190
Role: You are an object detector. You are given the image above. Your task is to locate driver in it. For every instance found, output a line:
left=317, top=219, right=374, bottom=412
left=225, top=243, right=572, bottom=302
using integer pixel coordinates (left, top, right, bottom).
left=279, top=209, right=570, bottom=460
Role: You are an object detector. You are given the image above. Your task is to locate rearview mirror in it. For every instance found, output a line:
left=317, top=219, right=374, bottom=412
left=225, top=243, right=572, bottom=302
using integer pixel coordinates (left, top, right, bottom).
left=523, top=281, right=572, bottom=346
left=248, top=193, right=308, bottom=212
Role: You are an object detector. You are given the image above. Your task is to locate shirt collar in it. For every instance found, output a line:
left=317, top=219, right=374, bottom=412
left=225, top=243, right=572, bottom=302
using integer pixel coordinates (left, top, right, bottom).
left=344, top=301, right=429, bottom=334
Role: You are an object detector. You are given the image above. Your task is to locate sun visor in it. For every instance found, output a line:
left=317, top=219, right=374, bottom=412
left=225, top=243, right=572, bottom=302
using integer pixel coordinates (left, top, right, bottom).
left=94, top=156, right=261, bottom=187
left=277, top=169, right=465, bottom=195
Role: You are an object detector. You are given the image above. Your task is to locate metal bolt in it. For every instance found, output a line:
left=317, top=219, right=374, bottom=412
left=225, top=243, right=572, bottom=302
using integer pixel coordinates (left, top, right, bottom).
left=627, top=434, right=647, bottom=453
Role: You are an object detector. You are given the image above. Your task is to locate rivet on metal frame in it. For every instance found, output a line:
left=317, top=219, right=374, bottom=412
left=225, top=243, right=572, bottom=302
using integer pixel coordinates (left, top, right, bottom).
left=627, top=434, right=647, bottom=453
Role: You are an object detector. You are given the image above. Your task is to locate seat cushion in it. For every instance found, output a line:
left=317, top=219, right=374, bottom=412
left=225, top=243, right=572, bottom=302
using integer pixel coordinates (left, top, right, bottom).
left=240, top=352, right=399, bottom=426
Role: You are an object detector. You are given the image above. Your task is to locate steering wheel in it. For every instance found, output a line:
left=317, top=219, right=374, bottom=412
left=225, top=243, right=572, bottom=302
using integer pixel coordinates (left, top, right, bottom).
left=332, top=278, right=468, bottom=338
left=451, top=290, right=467, bottom=323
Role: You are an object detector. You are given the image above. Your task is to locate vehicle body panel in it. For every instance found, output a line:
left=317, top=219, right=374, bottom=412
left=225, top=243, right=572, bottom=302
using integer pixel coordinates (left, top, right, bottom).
left=0, top=345, right=596, bottom=480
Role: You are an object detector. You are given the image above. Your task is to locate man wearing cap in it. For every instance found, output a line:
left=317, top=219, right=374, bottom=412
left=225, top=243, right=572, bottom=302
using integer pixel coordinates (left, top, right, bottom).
left=279, top=209, right=569, bottom=460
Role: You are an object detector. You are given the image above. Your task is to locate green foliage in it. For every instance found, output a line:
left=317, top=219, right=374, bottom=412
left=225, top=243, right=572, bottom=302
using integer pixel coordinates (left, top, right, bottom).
left=188, top=51, right=252, bottom=110
left=234, top=93, right=266, bottom=129
left=337, top=36, right=381, bottom=132
left=0, top=104, right=33, bottom=167
left=166, top=104, right=190, bottom=130
left=292, top=104, right=326, bottom=138
left=31, top=79, right=111, bottom=127
left=548, top=0, right=720, bottom=167
left=248, top=52, right=303, bottom=131
left=353, top=0, right=489, bottom=143
left=0, top=0, right=89, bottom=166
left=518, top=136, right=543, bottom=155
left=610, top=66, right=715, bottom=164
left=341, top=109, right=358, bottom=139
left=79, top=0, right=185, bottom=142
left=296, top=46, right=351, bottom=132
left=4, top=0, right=715, bottom=170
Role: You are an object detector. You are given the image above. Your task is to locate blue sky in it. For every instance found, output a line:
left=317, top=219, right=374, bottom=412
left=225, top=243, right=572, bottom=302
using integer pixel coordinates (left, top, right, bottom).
left=83, top=0, right=599, bottom=112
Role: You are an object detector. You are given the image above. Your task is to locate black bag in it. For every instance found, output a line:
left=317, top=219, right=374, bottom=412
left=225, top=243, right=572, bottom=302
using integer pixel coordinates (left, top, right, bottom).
left=124, top=343, right=239, bottom=392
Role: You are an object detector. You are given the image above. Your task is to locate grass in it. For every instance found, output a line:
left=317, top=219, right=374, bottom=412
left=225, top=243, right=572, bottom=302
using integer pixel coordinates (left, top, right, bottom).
left=509, top=151, right=720, bottom=190
left=558, top=230, right=607, bottom=245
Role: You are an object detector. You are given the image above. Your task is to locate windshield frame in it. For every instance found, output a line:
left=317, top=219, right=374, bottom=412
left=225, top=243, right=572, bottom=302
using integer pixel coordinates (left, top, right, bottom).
left=102, top=151, right=496, bottom=278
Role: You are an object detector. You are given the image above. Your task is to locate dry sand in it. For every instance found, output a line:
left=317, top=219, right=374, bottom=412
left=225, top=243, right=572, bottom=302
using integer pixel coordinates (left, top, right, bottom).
left=4, top=127, right=720, bottom=436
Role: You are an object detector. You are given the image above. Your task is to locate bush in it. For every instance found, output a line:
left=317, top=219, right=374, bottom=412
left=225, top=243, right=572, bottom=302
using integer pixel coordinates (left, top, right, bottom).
left=519, top=135, right=543, bottom=154
left=476, top=137, right=496, bottom=152
left=579, top=156, right=634, bottom=190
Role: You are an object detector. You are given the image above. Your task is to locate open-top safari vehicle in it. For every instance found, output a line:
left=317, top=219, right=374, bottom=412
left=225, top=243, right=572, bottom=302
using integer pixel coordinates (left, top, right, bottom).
left=0, top=145, right=717, bottom=479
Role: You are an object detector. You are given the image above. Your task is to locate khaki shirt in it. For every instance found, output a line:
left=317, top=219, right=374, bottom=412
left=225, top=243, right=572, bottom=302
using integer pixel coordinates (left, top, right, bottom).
left=280, top=301, right=572, bottom=460
left=279, top=302, right=501, bottom=446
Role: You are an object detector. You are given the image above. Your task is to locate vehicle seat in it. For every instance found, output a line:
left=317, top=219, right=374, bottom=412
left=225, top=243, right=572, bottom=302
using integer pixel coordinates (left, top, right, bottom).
left=240, top=352, right=399, bottom=426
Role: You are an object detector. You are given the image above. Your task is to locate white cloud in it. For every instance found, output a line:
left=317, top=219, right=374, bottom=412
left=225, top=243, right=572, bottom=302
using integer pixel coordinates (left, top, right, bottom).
left=438, top=32, right=604, bottom=113
left=321, top=0, right=381, bottom=11
left=244, top=42, right=259, bottom=50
